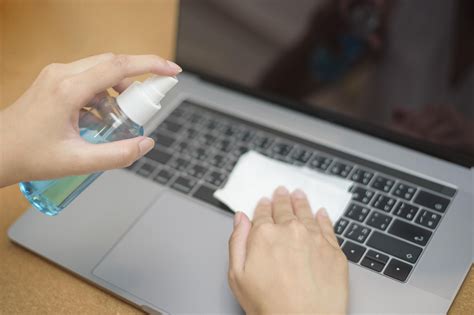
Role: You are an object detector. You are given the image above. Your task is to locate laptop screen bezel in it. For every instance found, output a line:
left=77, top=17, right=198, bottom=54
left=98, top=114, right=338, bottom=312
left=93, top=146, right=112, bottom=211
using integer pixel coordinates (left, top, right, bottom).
left=174, top=5, right=473, bottom=168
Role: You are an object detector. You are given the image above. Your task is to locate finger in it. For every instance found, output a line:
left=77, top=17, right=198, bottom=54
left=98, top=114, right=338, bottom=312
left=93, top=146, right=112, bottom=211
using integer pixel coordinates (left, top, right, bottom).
left=272, top=186, right=296, bottom=224
left=70, top=54, right=182, bottom=105
left=64, top=53, right=115, bottom=75
left=252, top=197, right=274, bottom=226
left=66, top=136, right=154, bottom=174
left=316, top=208, right=339, bottom=248
left=291, top=189, right=314, bottom=220
left=113, top=78, right=134, bottom=93
left=229, top=212, right=251, bottom=275
left=291, top=189, right=320, bottom=234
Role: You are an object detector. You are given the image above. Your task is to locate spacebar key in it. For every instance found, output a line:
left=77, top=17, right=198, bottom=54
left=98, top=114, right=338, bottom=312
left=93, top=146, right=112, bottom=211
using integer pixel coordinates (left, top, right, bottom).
left=367, top=231, right=422, bottom=264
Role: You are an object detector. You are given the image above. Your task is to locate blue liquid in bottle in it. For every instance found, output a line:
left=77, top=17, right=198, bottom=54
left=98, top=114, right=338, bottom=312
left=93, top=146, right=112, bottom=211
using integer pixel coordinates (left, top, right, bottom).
left=19, top=95, right=143, bottom=216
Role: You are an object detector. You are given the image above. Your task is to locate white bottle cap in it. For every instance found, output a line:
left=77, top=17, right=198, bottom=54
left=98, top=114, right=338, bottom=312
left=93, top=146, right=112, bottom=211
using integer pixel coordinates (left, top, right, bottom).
left=116, top=75, right=178, bottom=126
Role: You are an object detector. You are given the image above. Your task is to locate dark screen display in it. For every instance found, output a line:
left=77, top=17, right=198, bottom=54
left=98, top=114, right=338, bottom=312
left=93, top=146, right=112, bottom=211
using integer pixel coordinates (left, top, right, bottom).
left=177, top=0, right=474, bottom=166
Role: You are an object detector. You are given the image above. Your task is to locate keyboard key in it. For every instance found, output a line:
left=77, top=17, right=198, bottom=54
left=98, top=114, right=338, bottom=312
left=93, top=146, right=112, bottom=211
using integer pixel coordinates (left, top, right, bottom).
left=344, top=223, right=371, bottom=243
left=334, top=218, right=349, bottom=235
left=209, top=153, right=227, bottom=168
left=366, top=211, right=392, bottom=231
left=372, top=194, right=396, bottom=212
left=188, top=112, right=204, bottom=124
left=193, top=185, right=230, bottom=211
left=252, top=134, right=274, bottom=149
left=136, top=162, right=155, bottom=177
left=169, top=106, right=186, bottom=119
left=171, top=175, right=197, bottom=194
left=220, top=124, right=240, bottom=137
left=169, top=157, right=191, bottom=172
left=367, top=231, right=422, bottom=264
left=184, top=128, right=199, bottom=140
left=187, top=163, right=207, bottom=179
left=351, top=186, right=375, bottom=204
left=197, top=133, right=217, bottom=146
left=337, top=237, right=344, bottom=246
left=361, top=256, right=385, bottom=272
left=153, top=168, right=175, bottom=185
left=238, top=129, right=255, bottom=142
left=290, top=148, right=313, bottom=164
left=388, top=219, right=432, bottom=246
left=329, top=161, right=353, bottom=178
left=205, top=170, right=227, bottom=187
left=371, top=175, right=395, bottom=193
left=146, top=149, right=172, bottom=165
left=152, top=132, right=176, bottom=148
left=215, top=138, right=235, bottom=153
left=413, top=190, right=450, bottom=213
left=224, top=159, right=239, bottom=172
left=175, top=141, right=192, bottom=154
left=415, top=209, right=441, bottom=230
left=384, top=259, right=413, bottom=282
left=127, top=160, right=141, bottom=171
left=344, top=203, right=370, bottom=222
left=232, top=145, right=249, bottom=157
left=271, top=142, right=293, bottom=157
left=205, top=118, right=221, bottom=130
left=392, top=183, right=417, bottom=201
left=393, top=202, right=419, bottom=221
left=342, top=241, right=366, bottom=263
left=365, top=249, right=389, bottom=264
left=308, top=155, right=332, bottom=171
left=191, top=147, right=208, bottom=161
left=160, top=120, right=182, bottom=133
left=350, top=168, right=374, bottom=185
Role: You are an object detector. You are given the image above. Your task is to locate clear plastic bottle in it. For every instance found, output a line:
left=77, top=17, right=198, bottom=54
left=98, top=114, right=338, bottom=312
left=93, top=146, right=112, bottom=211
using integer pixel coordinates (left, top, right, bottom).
left=19, top=75, right=178, bottom=216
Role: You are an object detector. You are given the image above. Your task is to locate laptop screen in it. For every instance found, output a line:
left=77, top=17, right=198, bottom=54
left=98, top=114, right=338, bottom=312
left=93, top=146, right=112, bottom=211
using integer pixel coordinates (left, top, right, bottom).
left=176, top=0, right=474, bottom=167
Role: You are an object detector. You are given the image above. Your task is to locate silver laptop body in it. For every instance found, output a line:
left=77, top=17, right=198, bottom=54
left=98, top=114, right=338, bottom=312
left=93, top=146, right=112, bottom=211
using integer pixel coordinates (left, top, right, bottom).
left=8, top=72, right=473, bottom=314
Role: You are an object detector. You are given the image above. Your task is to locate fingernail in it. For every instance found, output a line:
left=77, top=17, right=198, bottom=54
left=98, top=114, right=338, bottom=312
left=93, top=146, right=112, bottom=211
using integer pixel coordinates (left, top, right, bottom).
left=167, top=60, right=182, bottom=72
left=234, top=212, right=243, bottom=227
left=318, top=208, right=328, bottom=217
left=259, top=197, right=271, bottom=205
left=138, top=137, right=154, bottom=156
left=292, top=189, right=306, bottom=199
left=275, top=186, right=289, bottom=196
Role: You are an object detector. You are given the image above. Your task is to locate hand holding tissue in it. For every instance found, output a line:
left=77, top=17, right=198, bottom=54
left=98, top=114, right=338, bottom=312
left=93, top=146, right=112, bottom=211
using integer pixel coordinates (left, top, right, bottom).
left=214, top=151, right=353, bottom=223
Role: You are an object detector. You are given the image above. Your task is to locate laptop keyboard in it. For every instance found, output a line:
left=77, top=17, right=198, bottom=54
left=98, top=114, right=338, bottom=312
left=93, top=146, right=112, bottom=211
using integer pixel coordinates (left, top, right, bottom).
left=127, top=100, right=456, bottom=283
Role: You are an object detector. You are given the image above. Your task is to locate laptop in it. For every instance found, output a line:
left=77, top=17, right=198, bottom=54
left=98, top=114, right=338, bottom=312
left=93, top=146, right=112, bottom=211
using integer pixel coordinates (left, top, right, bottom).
left=9, top=0, right=473, bottom=313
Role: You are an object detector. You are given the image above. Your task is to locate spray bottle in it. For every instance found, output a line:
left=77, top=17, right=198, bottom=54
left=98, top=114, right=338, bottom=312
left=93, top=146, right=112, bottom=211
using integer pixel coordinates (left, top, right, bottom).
left=19, top=75, right=178, bottom=216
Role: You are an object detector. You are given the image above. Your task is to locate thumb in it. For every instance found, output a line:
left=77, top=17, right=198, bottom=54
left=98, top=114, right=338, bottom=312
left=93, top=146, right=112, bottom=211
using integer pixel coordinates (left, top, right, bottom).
left=70, top=136, right=154, bottom=174
left=228, top=212, right=251, bottom=276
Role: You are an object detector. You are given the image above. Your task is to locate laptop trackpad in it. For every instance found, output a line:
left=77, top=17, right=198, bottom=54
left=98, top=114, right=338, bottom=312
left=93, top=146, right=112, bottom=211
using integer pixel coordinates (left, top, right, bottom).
left=92, top=191, right=241, bottom=314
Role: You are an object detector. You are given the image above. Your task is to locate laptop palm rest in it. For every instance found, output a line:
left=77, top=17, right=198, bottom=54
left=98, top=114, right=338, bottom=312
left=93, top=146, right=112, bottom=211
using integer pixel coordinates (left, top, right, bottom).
left=92, top=191, right=242, bottom=314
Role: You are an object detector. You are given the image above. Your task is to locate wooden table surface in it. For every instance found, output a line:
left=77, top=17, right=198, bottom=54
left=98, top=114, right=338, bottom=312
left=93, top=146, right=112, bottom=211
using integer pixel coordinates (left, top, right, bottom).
left=0, top=0, right=472, bottom=314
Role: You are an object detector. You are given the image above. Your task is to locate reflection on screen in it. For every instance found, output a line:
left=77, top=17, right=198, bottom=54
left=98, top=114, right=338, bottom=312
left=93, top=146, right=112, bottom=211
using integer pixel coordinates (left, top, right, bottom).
left=177, top=0, right=474, bottom=164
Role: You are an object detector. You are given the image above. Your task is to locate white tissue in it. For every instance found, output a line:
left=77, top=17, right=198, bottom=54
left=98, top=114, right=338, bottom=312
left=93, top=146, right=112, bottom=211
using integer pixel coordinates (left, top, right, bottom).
left=214, top=151, right=353, bottom=223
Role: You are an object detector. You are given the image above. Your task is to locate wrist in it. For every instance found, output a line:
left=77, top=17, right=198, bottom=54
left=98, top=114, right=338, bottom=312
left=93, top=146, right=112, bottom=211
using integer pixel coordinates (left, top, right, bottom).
left=0, top=107, right=27, bottom=187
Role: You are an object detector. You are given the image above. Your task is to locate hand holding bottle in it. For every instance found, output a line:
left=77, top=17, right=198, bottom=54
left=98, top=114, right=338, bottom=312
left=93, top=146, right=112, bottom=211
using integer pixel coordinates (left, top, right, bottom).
left=0, top=53, right=182, bottom=188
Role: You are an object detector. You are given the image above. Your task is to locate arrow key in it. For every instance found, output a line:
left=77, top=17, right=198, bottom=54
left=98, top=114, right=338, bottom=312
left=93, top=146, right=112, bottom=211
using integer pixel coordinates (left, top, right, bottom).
left=342, top=241, right=366, bottom=263
left=361, top=256, right=385, bottom=272
left=384, top=258, right=413, bottom=282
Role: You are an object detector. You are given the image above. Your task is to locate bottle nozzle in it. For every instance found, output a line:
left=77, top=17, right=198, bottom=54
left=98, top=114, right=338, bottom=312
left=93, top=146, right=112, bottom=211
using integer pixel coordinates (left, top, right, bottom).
left=145, top=75, right=178, bottom=95
left=116, top=75, right=179, bottom=126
